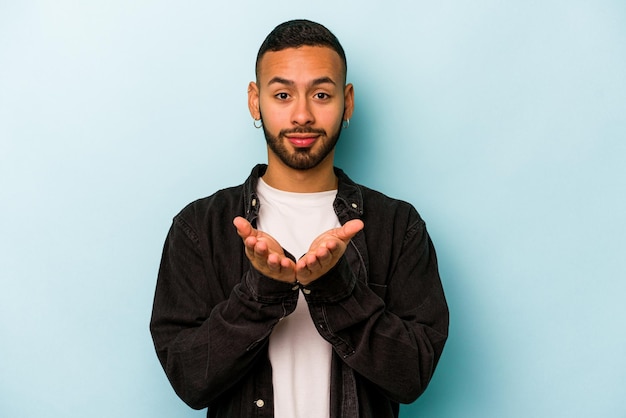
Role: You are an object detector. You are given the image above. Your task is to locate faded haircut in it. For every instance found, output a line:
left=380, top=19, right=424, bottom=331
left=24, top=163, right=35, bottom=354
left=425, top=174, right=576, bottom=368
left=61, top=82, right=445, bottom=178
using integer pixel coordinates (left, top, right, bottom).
left=255, top=19, right=347, bottom=82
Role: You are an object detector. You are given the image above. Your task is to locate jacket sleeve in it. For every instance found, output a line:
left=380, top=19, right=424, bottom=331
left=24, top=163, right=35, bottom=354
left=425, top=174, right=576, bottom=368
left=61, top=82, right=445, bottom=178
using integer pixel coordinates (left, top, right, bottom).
left=149, top=214, right=298, bottom=409
left=301, top=207, right=449, bottom=403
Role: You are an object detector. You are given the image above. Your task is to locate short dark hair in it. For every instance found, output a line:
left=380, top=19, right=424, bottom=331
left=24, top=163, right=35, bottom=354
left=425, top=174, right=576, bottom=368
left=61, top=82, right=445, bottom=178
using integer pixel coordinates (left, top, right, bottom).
left=255, top=19, right=347, bottom=82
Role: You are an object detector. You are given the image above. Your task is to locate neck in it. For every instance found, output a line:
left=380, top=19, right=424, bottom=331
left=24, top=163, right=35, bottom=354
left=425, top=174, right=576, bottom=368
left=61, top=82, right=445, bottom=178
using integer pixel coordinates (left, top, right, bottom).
left=263, top=153, right=338, bottom=193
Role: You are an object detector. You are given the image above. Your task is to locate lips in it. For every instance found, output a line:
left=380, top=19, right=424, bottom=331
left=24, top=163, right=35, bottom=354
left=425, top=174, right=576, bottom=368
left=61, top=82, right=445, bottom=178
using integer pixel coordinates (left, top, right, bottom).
left=286, top=135, right=318, bottom=148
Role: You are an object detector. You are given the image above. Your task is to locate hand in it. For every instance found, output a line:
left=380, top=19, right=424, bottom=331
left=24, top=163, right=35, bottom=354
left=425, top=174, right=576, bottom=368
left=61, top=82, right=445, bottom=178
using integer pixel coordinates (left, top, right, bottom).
left=295, top=219, right=364, bottom=285
left=233, top=217, right=296, bottom=283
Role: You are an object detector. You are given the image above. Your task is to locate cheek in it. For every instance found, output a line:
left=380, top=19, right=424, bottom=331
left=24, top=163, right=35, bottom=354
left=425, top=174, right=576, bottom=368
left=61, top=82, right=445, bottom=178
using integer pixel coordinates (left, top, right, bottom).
left=319, top=105, right=340, bottom=117
left=319, top=106, right=345, bottom=127
left=259, top=101, right=286, bottom=126
left=260, top=95, right=286, bottom=110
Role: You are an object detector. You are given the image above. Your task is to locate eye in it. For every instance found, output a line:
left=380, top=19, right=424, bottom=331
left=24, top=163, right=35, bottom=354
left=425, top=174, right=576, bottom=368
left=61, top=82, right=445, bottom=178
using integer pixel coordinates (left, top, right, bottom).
left=314, top=92, right=330, bottom=100
left=275, top=92, right=290, bottom=100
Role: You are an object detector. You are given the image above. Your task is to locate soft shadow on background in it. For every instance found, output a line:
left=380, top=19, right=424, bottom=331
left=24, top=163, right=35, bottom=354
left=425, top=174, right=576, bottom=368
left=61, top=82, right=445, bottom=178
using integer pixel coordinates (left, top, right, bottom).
left=1, top=1, right=625, bottom=417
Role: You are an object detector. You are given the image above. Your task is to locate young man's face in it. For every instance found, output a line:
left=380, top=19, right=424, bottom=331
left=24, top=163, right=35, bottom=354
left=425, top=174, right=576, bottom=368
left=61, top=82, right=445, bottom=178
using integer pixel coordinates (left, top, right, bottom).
left=248, top=46, right=354, bottom=171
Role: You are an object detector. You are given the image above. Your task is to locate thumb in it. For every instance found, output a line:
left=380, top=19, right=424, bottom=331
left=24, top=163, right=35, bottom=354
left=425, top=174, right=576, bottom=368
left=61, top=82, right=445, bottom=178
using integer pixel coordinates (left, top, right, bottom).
left=336, top=219, right=364, bottom=242
left=233, top=216, right=254, bottom=239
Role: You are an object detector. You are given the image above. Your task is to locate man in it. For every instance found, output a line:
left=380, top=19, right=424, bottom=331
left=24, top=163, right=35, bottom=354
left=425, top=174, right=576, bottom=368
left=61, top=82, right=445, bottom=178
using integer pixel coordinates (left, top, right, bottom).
left=150, top=19, right=448, bottom=418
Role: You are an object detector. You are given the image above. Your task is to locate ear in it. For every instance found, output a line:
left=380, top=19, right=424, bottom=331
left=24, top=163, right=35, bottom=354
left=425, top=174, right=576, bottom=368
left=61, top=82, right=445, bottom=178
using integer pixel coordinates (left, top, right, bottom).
left=343, top=83, right=354, bottom=121
left=248, top=81, right=261, bottom=120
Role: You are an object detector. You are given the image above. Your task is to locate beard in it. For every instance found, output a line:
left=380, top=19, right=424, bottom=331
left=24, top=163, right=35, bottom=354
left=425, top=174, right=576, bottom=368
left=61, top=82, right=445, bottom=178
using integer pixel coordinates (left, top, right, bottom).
left=261, top=122, right=342, bottom=171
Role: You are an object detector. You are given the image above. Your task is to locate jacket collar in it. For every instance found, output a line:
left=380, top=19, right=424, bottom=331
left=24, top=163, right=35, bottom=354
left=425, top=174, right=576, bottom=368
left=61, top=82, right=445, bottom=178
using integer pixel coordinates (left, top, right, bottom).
left=242, top=164, right=364, bottom=223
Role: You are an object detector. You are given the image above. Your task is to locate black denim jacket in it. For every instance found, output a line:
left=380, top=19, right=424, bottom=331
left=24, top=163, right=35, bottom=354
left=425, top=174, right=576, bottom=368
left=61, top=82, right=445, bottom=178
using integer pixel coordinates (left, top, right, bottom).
left=150, top=164, right=448, bottom=418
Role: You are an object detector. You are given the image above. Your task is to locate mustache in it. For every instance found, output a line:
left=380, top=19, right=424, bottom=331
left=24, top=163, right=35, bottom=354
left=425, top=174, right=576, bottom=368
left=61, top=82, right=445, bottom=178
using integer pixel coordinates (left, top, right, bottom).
left=279, top=127, right=327, bottom=136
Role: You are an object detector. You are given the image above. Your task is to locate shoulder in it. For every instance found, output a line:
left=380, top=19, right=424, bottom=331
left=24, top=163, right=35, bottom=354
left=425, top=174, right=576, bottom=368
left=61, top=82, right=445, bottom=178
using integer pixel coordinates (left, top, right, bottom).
left=179, top=183, right=243, bottom=215
left=359, top=184, right=424, bottom=226
left=171, top=184, right=245, bottom=237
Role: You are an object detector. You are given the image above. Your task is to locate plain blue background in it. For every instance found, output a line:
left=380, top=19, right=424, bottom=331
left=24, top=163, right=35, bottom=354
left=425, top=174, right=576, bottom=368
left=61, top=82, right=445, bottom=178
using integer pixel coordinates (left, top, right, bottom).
left=1, top=1, right=625, bottom=417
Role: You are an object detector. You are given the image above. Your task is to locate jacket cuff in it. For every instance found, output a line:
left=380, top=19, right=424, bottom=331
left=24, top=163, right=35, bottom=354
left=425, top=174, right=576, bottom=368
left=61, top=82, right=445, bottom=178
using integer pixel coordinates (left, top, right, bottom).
left=243, top=267, right=299, bottom=304
left=300, top=257, right=356, bottom=304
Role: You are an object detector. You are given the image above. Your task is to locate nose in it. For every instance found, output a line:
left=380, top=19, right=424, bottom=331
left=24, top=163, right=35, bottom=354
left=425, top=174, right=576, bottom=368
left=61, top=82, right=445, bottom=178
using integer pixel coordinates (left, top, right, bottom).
left=291, top=97, right=314, bottom=126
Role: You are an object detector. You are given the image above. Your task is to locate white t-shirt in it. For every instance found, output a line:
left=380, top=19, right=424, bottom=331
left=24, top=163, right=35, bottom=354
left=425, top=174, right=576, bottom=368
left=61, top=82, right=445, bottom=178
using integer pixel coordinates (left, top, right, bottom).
left=256, top=178, right=340, bottom=418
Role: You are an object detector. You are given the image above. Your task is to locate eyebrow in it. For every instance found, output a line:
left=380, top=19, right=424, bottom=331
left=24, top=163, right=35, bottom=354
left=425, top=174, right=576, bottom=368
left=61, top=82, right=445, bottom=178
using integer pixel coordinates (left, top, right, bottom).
left=267, top=76, right=337, bottom=88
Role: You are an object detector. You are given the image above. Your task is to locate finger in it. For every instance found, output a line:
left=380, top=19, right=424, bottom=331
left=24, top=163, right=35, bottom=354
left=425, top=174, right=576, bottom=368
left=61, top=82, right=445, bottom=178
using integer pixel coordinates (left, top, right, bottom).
left=303, top=250, right=326, bottom=273
left=280, top=258, right=297, bottom=278
left=315, top=245, right=333, bottom=264
left=281, top=257, right=294, bottom=270
left=252, top=240, right=269, bottom=258
left=322, top=239, right=338, bottom=253
left=244, top=237, right=266, bottom=260
left=267, top=253, right=282, bottom=270
left=295, top=260, right=312, bottom=278
left=243, top=236, right=258, bottom=251
left=295, top=255, right=311, bottom=273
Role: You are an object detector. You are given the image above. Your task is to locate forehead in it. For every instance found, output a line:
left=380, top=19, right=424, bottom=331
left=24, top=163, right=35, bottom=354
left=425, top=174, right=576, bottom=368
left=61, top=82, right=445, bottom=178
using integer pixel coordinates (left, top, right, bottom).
left=257, top=46, right=345, bottom=85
